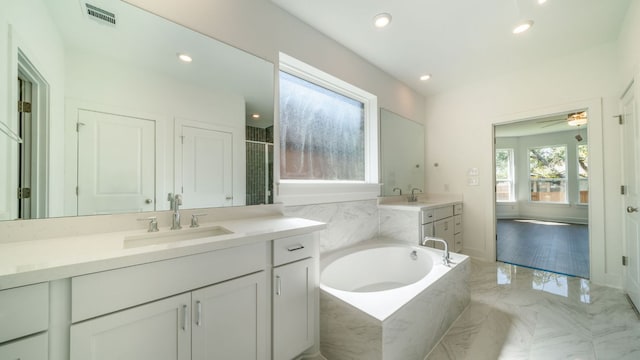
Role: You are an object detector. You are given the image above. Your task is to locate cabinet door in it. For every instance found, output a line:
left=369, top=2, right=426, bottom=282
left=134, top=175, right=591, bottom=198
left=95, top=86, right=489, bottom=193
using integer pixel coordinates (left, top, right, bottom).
left=273, top=258, right=315, bottom=360
left=70, top=293, right=191, bottom=360
left=434, top=218, right=454, bottom=251
left=192, top=271, right=266, bottom=360
left=0, top=332, right=48, bottom=360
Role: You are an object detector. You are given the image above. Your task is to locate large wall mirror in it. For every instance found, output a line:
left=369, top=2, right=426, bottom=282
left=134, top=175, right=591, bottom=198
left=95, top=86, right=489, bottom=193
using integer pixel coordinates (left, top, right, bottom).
left=0, top=0, right=275, bottom=221
left=379, top=109, right=425, bottom=196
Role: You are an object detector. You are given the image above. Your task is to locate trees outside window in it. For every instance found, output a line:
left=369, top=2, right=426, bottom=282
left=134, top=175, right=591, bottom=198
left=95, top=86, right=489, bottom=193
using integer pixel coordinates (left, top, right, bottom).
left=578, top=144, right=588, bottom=204
left=529, top=145, right=567, bottom=203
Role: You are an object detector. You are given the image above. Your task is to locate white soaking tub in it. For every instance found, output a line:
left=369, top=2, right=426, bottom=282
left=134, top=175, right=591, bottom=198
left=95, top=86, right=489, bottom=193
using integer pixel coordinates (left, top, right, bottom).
left=320, top=241, right=470, bottom=360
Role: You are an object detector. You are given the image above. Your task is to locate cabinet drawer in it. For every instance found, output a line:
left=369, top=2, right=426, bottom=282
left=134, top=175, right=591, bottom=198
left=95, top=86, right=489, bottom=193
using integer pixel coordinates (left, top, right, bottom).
left=434, top=206, right=454, bottom=221
left=454, top=233, right=463, bottom=252
left=454, top=215, right=462, bottom=234
left=0, top=332, right=48, bottom=360
left=420, top=209, right=434, bottom=224
left=72, top=242, right=266, bottom=323
left=273, top=234, right=315, bottom=266
left=0, top=282, right=49, bottom=343
left=454, top=203, right=463, bottom=215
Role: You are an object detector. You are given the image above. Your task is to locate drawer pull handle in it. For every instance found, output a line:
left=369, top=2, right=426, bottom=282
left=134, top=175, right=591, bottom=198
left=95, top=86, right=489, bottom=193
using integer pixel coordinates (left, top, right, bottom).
left=181, top=304, right=188, bottom=331
left=276, top=275, right=282, bottom=295
left=195, top=301, right=202, bottom=326
left=287, top=244, right=305, bottom=252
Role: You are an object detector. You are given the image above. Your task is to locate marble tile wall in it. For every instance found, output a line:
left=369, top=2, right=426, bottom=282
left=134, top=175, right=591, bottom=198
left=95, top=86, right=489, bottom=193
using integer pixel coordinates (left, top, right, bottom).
left=378, top=208, right=420, bottom=245
left=284, top=200, right=379, bottom=254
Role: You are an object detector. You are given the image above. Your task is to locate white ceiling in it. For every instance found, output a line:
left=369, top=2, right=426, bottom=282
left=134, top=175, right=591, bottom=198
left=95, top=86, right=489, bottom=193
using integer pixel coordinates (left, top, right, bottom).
left=270, top=0, right=631, bottom=97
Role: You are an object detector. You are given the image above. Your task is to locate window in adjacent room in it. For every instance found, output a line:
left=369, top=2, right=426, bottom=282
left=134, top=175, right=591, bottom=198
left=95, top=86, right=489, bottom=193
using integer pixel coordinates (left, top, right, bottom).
left=495, top=148, right=515, bottom=202
left=578, top=144, right=588, bottom=204
left=529, top=145, right=567, bottom=203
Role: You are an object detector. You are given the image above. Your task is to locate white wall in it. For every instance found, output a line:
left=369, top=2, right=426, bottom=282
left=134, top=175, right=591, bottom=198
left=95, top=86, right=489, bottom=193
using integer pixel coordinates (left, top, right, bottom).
left=425, top=41, right=622, bottom=286
left=0, top=0, right=66, bottom=218
left=496, top=129, right=589, bottom=224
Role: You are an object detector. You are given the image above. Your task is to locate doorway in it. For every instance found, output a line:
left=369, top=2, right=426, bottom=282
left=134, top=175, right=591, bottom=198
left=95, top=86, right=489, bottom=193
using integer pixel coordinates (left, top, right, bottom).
left=494, top=111, right=590, bottom=278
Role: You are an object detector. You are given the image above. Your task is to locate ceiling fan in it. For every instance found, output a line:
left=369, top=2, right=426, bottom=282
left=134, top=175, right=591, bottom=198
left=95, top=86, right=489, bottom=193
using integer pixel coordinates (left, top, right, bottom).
left=536, top=111, right=588, bottom=128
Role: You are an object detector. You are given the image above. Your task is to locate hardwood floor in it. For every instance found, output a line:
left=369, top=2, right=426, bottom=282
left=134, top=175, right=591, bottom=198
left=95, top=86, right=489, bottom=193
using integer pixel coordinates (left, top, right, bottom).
left=497, top=219, right=589, bottom=279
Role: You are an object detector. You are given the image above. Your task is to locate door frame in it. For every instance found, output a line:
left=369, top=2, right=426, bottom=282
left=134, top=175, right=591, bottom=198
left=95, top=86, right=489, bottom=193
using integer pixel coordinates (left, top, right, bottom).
left=490, top=98, right=606, bottom=283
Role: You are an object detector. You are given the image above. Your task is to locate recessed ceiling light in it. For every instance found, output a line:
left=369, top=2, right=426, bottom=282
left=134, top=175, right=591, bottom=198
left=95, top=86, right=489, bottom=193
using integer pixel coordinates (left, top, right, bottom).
left=419, top=74, right=431, bottom=81
left=512, top=20, right=534, bottom=34
left=373, top=13, right=392, bottom=28
left=251, top=113, right=260, bottom=119
left=177, top=53, right=193, bottom=63
left=538, top=0, right=548, bottom=4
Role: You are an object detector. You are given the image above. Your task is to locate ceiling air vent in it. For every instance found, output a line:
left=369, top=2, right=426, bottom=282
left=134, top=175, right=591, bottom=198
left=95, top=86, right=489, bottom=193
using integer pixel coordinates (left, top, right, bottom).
left=85, top=3, right=116, bottom=26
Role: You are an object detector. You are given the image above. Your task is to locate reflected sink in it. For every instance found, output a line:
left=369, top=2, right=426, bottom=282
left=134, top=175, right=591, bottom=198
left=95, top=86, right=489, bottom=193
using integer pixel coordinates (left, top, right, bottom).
left=124, top=226, right=234, bottom=248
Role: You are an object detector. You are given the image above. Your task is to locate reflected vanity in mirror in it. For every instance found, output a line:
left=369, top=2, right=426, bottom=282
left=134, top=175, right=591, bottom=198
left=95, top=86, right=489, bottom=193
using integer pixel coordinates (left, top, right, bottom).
left=379, top=109, right=425, bottom=196
left=0, top=0, right=274, bottom=221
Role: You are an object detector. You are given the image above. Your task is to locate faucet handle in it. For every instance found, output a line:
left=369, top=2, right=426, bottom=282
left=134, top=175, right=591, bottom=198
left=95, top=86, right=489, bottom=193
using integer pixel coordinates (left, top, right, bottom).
left=190, top=213, right=207, bottom=228
left=138, top=216, right=159, bottom=232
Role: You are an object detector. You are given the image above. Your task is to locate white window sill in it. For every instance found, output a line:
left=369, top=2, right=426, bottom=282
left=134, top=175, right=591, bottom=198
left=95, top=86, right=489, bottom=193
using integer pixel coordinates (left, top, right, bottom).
left=276, top=182, right=381, bottom=206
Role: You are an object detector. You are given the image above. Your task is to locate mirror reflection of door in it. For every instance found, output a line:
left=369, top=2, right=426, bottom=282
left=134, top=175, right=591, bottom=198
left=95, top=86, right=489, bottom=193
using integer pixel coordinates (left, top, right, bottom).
left=494, top=113, right=590, bottom=279
left=178, top=123, right=233, bottom=209
left=621, top=82, right=640, bottom=310
left=77, top=110, right=156, bottom=215
left=17, top=77, right=33, bottom=219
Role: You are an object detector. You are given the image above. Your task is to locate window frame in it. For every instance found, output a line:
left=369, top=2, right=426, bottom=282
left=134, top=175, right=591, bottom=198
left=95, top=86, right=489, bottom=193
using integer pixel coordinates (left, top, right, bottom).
left=577, top=143, right=589, bottom=205
left=276, top=53, right=379, bottom=205
left=495, top=148, right=515, bottom=202
left=528, top=144, right=569, bottom=204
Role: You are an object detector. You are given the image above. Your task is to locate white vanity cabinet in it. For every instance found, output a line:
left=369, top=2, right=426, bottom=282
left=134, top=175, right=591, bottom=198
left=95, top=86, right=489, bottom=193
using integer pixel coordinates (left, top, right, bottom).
left=70, top=242, right=268, bottom=360
left=272, top=234, right=316, bottom=360
left=421, top=202, right=463, bottom=252
left=192, top=272, right=266, bottom=360
left=70, top=293, right=192, bottom=360
left=0, top=282, right=49, bottom=360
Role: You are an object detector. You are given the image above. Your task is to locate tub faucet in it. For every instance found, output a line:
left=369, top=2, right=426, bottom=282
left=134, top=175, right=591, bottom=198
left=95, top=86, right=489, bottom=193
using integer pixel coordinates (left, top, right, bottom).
left=420, top=236, right=450, bottom=266
left=409, top=188, right=422, bottom=202
left=169, top=193, right=183, bottom=230
left=392, top=187, right=402, bottom=195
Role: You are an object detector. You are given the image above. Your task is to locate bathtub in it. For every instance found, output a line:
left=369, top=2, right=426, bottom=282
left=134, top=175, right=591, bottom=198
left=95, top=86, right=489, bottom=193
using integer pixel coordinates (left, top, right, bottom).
left=320, top=241, right=470, bottom=360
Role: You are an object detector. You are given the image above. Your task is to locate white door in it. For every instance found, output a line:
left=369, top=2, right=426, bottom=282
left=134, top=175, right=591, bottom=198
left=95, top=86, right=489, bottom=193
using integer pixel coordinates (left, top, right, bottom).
left=622, top=80, right=640, bottom=310
left=273, top=258, right=315, bottom=360
left=179, top=124, right=233, bottom=208
left=192, top=272, right=266, bottom=360
left=70, top=293, right=191, bottom=360
left=77, top=109, right=155, bottom=215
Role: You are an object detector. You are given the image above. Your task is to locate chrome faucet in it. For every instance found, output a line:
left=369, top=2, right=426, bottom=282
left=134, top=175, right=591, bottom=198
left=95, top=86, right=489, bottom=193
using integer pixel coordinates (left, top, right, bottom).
left=408, top=188, right=422, bottom=202
left=420, top=236, right=450, bottom=265
left=392, top=187, right=403, bottom=195
left=169, top=193, right=183, bottom=230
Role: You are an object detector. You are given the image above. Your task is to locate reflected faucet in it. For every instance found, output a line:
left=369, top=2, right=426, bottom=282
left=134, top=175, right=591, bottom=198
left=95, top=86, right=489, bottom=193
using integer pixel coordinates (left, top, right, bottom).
left=420, top=236, right=450, bottom=266
left=169, top=193, right=183, bottom=230
left=409, top=188, right=422, bottom=202
left=392, top=187, right=403, bottom=196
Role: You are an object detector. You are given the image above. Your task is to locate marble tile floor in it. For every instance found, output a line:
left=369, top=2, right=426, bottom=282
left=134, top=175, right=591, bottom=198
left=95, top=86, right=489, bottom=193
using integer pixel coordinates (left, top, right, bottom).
left=426, top=260, right=640, bottom=360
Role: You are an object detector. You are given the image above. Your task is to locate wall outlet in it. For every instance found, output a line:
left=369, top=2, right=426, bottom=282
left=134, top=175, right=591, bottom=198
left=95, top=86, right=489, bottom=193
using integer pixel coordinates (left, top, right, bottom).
left=467, top=176, right=479, bottom=186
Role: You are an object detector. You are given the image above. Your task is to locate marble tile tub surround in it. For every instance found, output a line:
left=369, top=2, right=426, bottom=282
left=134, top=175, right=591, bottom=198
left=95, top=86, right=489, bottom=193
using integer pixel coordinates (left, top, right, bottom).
left=284, top=199, right=379, bottom=254
left=426, top=260, right=640, bottom=360
left=321, top=256, right=471, bottom=360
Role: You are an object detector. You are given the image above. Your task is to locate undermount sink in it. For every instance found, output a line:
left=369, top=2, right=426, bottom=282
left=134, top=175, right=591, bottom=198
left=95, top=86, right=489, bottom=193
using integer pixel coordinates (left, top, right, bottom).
left=124, top=226, right=234, bottom=248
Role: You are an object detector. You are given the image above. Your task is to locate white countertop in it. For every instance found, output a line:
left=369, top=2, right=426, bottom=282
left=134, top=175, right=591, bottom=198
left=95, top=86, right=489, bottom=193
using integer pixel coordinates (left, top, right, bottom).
left=0, top=215, right=325, bottom=290
left=377, top=197, right=461, bottom=211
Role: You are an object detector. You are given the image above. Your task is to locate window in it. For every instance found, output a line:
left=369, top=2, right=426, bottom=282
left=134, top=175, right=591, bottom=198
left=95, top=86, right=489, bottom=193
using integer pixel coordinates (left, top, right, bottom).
left=578, top=144, right=588, bottom=204
left=495, top=148, right=515, bottom=202
left=279, top=71, right=365, bottom=181
left=277, top=53, right=379, bottom=205
left=529, top=145, right=567, bottom=203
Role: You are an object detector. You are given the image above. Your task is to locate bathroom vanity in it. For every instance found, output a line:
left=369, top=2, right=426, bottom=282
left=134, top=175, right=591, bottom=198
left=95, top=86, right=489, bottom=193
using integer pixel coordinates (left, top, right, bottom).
left=378, top=197, right=463, bottom=252
left=0, top=205, right=325, bottom=360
